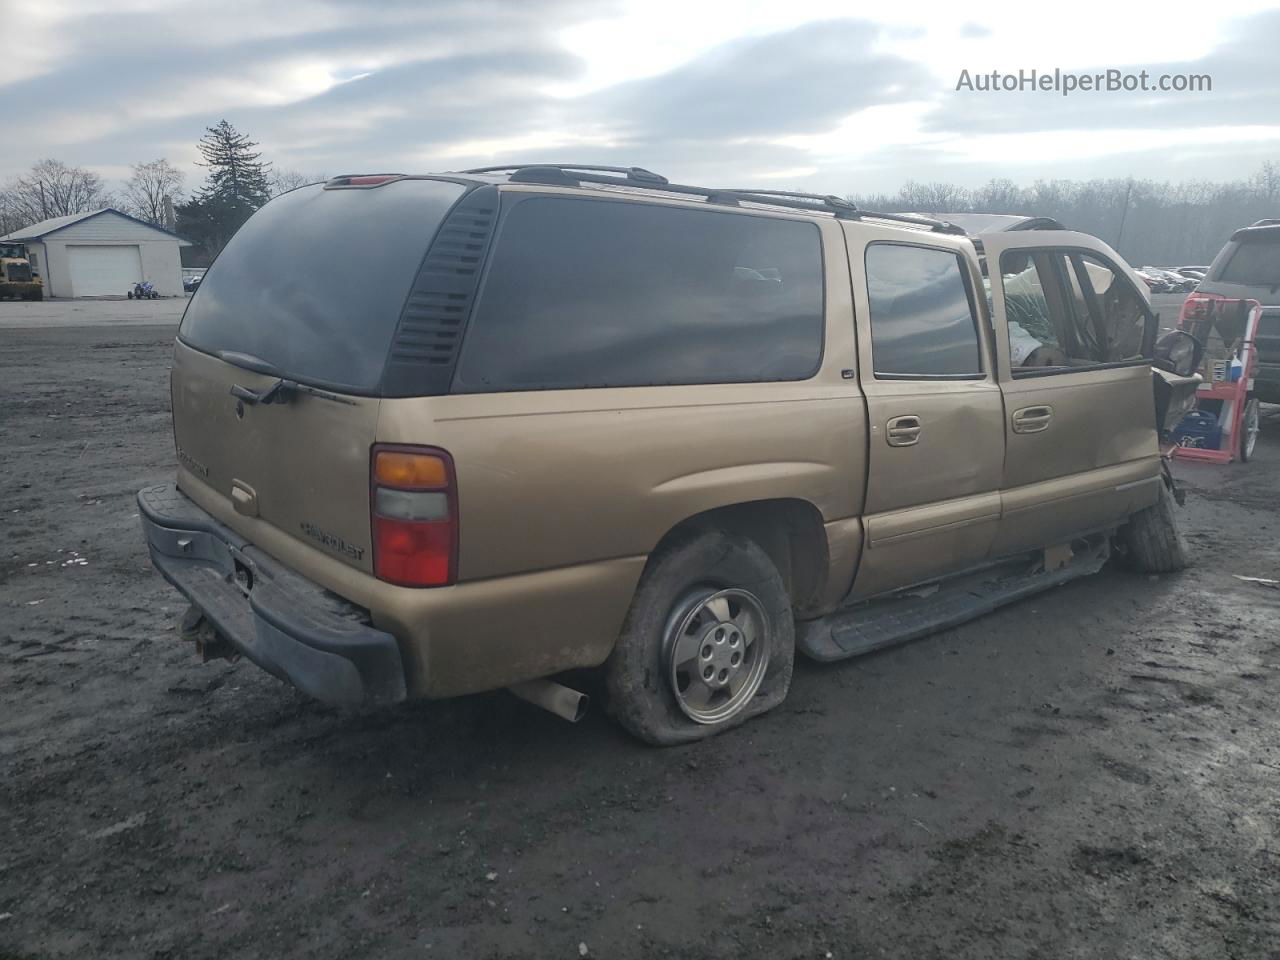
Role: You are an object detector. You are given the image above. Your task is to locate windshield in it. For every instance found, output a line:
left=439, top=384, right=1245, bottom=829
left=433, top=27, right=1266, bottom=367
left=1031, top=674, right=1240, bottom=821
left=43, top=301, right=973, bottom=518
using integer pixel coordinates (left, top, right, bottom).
left=1216, top=235, right=1280, bottom=286
left=179, top=178, right=466, bottom=393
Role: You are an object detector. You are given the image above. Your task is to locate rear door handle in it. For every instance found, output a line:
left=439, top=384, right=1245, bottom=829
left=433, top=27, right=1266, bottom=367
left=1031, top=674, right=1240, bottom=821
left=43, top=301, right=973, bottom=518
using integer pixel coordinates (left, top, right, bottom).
left=886, top=415, right=922, bottom=447
left=1012, top=405, right=1054, bottom=434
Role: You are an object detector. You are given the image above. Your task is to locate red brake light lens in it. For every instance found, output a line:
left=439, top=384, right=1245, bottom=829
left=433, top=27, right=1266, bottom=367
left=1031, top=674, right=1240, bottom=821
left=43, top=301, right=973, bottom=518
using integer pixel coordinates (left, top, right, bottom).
left=1178, top=291, right=1224, bottom=328
left=371, top=445, right=456, bottom=587
left=373, top=516, right=454, bottom=587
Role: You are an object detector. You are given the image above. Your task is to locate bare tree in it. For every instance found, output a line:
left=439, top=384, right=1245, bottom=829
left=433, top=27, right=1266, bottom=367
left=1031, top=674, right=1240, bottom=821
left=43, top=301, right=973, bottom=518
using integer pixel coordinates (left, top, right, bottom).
left=269, top=168, right=322, bottom=197
left=842, top=161, right=1280, bottom=265
left=0, top=188, right=27, bottom=236
left=6, top=159, right=112, bottom=224
left=124, top=159, right=185, bottom=226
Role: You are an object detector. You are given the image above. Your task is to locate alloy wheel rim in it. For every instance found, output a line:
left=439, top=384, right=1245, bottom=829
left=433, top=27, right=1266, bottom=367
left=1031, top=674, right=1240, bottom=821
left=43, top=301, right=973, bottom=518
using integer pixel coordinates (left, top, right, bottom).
left=664, top=587, right=769, bottom=724
left=1245, top=400, right=1260, bottom=458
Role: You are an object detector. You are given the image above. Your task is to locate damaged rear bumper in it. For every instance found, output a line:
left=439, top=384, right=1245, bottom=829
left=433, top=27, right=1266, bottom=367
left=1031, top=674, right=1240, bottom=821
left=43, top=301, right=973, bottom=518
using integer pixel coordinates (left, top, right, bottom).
left=137, top=483, right=406, bottom=705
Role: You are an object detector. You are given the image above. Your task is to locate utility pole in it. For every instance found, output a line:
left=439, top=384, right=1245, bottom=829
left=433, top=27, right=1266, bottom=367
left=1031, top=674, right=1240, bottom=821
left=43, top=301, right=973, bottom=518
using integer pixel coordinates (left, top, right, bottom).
left=1115, top=178, right=1134, bottom=252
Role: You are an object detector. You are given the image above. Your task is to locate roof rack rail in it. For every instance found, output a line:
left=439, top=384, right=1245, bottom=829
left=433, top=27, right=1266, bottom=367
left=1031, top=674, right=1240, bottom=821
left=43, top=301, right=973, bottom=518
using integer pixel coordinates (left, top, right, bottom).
left=846, top=209, right=967, bottom=235
left=450, top=165, right=965, bottom=233
left=721, top=189, right=858, bottom=212
left=725, top=192, right=963, bottom=233
left=460, top=164, right=669, bottom=185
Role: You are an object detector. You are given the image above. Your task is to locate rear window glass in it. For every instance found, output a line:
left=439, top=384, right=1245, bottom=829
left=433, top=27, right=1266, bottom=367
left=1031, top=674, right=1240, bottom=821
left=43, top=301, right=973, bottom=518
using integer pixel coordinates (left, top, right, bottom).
left=452, top=197, right=824, bottom=392
left=180, top=179, right=465, bottom=393
left=1216, top=235, right=1280, bottom=285
left=865, top=243, right=982, bottom=377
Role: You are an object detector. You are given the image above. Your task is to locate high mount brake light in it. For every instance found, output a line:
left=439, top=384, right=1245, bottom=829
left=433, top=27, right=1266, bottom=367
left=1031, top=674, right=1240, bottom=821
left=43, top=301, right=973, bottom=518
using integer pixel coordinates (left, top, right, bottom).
left=371, top=446, right=457, bottom=587
left=325, top=174, right=405, bottom=189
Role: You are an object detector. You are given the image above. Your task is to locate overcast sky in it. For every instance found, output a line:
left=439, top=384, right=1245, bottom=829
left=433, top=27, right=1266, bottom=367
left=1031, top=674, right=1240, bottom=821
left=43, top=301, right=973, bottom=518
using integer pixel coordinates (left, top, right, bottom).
left=6, top=0, right=1280, bottom=195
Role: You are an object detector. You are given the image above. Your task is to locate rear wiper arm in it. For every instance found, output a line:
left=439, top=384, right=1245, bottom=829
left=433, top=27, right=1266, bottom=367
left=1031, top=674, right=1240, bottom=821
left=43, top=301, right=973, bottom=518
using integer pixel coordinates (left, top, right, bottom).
left=217, top=350, right=284, bottom=376
left=230, top=379, right=293, bottom=406
left=217, top=350, right=356, bottom=406
left=219, top=350, right=294, bottom=406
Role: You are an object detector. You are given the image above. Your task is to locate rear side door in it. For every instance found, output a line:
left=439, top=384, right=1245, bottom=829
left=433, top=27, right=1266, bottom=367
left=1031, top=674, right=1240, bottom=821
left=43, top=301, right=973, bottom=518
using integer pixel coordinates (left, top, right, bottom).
left=980, top=231, right=1162, bottom=556
left=846, top=228, right=1006, bottom=600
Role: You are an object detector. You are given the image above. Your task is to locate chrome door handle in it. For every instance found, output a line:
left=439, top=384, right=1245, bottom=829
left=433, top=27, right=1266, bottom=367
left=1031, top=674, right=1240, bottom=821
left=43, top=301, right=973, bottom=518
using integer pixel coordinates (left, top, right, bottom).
left=886, top=415, right=922, bottom=447
left=1012, top=405, right=1053, bottom=434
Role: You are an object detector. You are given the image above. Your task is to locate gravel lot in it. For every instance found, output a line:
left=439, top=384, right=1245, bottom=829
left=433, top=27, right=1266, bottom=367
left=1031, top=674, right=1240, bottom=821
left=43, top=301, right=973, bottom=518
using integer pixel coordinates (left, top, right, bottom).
left=0, top=297, right=187, bottom=330
left=2, top=313, right=1279, bottom=960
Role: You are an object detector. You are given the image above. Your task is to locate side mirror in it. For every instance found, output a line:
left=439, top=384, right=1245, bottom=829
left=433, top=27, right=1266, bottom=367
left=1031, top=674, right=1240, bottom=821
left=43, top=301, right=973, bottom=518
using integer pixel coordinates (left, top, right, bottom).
left=1153, top=329, right=1204, bottom=377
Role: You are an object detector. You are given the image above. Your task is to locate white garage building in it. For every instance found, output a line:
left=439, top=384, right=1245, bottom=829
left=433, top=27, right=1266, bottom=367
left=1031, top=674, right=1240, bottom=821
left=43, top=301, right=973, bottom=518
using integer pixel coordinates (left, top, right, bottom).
left=0, top=208, right=190, bottom=298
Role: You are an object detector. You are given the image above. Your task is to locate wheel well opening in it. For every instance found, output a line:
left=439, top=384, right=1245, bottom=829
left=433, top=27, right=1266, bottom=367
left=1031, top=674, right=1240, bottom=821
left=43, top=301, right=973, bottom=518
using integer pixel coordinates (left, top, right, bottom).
left=651, top=499, right=829, bottom=615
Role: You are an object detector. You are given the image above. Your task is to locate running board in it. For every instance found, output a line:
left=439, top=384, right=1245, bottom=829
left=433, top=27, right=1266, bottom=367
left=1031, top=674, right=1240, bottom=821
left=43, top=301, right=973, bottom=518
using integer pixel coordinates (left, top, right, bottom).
left=796, top=538, right=1111, bottom=663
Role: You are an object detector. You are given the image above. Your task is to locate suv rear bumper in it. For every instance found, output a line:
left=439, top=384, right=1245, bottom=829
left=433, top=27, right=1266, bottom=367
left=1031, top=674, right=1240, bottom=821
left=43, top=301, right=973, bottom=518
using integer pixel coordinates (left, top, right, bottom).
left=138, top=483, right=407, bottom=705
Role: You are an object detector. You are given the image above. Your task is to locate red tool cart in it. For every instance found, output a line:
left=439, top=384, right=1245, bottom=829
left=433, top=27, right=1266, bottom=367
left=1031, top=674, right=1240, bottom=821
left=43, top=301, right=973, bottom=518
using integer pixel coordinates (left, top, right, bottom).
left=1171, top=296, right=1262, bottom=464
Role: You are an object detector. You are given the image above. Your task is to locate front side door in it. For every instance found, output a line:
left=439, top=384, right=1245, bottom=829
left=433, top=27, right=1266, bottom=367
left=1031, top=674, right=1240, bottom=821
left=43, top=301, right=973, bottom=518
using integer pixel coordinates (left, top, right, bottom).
left=981, top=231, right=1162, bottom=556
left=846, top=229, right=1006, bottom=600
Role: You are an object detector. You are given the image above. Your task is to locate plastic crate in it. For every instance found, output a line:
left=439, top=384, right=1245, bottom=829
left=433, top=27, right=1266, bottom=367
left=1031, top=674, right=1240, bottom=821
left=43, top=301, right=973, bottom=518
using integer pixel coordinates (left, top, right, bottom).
left=1171, top=410, right=1222, bottom=450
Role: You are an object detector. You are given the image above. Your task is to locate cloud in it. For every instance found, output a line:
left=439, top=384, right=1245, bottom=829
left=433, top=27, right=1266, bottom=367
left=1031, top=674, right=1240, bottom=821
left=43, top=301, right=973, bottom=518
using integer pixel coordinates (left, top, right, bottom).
left=584, top=20, right=932, bottom=143
left=927, top=8, right=1280, bottom=135
left=0, top=0, right=612, bottom=178
left=1, top=2, right=1277, bottom=195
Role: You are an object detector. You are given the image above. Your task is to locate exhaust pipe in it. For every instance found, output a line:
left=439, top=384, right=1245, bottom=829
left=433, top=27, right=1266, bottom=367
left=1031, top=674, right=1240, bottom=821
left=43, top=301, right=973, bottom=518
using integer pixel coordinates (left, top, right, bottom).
left=508, top=679, right=589, bottom=723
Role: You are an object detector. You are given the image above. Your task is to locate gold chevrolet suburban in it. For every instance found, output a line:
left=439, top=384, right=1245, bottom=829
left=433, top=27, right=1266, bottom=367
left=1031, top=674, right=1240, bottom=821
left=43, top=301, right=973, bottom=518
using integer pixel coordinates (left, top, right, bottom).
left=138, top=165, right=1202, bottom=744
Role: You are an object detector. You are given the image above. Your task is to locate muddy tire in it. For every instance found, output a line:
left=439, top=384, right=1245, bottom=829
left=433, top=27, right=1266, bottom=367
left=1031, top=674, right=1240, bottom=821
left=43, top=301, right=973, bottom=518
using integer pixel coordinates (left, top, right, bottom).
left=1120, top=482, right=1189, bottom=573
left=604, top=530, right=794, bottom=746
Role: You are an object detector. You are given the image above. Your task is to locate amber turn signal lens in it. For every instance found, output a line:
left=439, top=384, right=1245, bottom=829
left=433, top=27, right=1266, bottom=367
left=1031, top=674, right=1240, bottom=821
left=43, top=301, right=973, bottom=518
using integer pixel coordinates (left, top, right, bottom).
left=374, top=451, right=448, bottom=489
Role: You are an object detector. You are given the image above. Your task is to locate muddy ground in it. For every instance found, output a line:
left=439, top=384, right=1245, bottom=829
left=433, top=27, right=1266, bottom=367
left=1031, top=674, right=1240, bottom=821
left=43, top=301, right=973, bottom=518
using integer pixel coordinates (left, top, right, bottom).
left=2, top=322, right=1278, bottom=960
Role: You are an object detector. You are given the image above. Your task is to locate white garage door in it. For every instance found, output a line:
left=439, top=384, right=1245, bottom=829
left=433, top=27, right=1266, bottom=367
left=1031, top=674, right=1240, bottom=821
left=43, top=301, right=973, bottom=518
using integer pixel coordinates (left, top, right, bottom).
left=67, top=245, right=143, bottom=297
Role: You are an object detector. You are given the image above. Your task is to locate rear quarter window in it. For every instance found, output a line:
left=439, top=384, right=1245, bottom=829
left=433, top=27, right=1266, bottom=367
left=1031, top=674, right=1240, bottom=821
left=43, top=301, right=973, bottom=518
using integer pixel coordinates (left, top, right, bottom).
left=179, top=179, right=466, bottom=393
left=452, top=197, right=825, bottom=392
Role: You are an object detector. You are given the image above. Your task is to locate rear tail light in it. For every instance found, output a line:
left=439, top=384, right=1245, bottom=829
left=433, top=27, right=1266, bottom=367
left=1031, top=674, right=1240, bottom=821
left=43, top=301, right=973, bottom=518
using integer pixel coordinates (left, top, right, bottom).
left=371, top=445, right=457, bottom=587
left=1179, top=291, right=1224, bottom=329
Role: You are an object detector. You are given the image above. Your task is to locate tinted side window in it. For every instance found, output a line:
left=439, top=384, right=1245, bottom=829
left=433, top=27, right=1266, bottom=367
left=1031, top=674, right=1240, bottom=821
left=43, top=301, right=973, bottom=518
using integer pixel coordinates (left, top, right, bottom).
left=865, top=244, right=982, bottom=377
left=452, top=198, right=824, bottom=392
left=179, top=180, right=466, bottom=393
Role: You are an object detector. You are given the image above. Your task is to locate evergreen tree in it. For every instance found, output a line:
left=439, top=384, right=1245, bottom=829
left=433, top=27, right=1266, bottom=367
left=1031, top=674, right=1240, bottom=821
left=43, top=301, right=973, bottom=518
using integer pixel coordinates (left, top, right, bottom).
left=195, top=120, right=272, bottom=209
left=177, top=120, right=273, bottom=259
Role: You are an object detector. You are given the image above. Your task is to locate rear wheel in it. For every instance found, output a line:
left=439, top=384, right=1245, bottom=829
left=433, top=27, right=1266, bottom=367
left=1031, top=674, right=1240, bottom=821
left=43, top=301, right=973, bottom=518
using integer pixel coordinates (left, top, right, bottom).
left=1240, top=397, right=1260, bottom=462
left=1120, top=481, right=1188, bottom=573
left=605, top=530, right=794, bottom=745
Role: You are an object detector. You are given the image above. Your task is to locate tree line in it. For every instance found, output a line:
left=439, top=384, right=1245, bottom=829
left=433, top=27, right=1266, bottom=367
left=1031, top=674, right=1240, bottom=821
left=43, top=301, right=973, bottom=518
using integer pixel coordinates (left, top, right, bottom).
left=848, top=163, right=1280, bottom=267
left=3, top=117, right=1276, bottom=268
left=0, top=120, right=317, bottom=263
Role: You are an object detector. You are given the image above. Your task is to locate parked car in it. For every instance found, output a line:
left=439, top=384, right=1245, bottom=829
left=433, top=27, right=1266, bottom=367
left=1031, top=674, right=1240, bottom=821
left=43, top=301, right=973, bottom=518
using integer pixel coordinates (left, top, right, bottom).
left=1177, top=265, right=1209, bottom=280
left=183, top=270, right=205, bottom=293
left=1142, top=267, right=1195, bottom=292
left=138, top=165, right=1198, bottom=744
left=1137, top=269, right=1172, bottom=293
left=1182, top=219, right=1280, bottom=405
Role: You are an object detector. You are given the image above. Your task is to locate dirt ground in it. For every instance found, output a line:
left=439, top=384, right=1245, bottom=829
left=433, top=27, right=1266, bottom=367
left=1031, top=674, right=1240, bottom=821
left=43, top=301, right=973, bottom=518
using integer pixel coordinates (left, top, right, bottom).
left=2, top=322, right=1279, bottom=960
